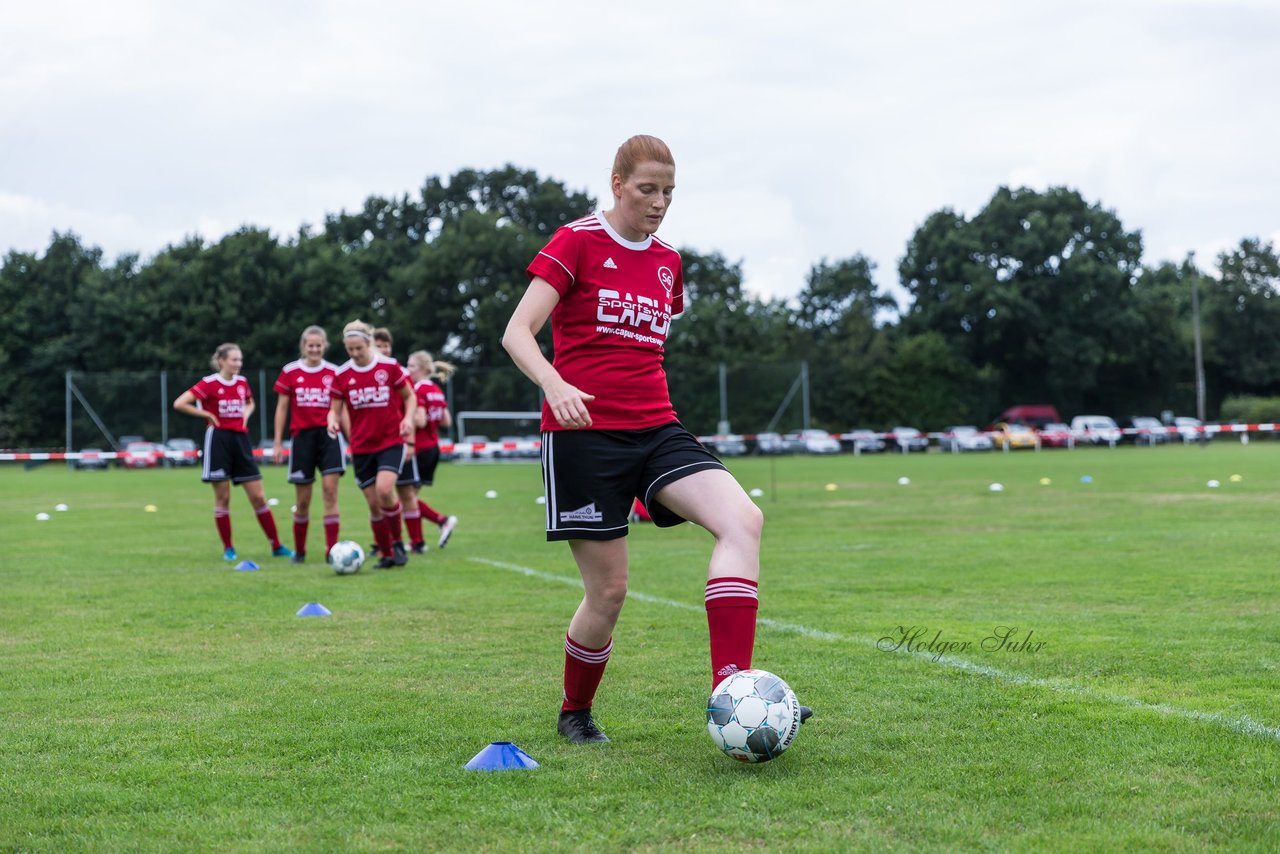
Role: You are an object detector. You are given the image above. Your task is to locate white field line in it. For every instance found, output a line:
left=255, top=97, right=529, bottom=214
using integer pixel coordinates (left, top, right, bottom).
left=469, top=556, right=1280, bottom=745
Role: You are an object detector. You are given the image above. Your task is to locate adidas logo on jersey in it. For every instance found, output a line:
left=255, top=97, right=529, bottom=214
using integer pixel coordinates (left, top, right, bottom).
left=559, top=502, right=604, bottom=523
left=603, top=257, right=618, bottom=270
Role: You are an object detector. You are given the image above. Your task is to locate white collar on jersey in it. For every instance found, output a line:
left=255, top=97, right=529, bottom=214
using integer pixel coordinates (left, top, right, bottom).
left=350, top=354, right=396, bottom=373
left=594, top=211, right=653, bottom=251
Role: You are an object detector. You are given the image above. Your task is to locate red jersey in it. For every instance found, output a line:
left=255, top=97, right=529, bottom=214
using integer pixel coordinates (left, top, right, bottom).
left=413, top=379, right=448, bottom=448
left=273, top=359, right=340, bottom=436
left=188, top=374, right=252, bottom=432
left=526, top=212, right=685, bottom=432
left=331, top=355, right=410, bottom=453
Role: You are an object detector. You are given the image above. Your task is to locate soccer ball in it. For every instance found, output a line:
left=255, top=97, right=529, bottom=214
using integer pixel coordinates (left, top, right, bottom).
left=329, top=540, right=365, bottom=575
left=706, top=669, right=801, bottom=763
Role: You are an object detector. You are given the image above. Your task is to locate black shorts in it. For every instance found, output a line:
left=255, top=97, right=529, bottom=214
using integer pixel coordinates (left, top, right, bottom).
left=413, top=446, right=442, bottom=486
left=288, top=427, right=346, bottom=485
left=202, top=428, right=261, bottom=484
left=541, top=422, right=725, bottom=542
left=353, top=444, right=406, bottom=490
left=397, top=445, right=420, bottom=487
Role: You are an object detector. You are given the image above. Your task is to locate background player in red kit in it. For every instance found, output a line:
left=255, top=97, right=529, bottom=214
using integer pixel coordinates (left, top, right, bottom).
left=370, top=327, right=425, bottom=557
left=173, top=343, right=293, bottom=561
left=272, top=325, right=345, bottom=563
left=406, top=349, right=459, bottom=552
left=503, top=135, right=810, bottom=744
left=327, top=321, right=416, bottom=569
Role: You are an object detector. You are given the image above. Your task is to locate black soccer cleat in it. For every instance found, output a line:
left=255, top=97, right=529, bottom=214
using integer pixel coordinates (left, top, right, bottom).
left=799, top=705, right=813, bottom=724
left=391, top=541, right=408, bottom=567
left=410, top=541, right=427, bottom=555
left=375, top=556, right=397, bottom=570
left=557, top=708, right=610, bottom=744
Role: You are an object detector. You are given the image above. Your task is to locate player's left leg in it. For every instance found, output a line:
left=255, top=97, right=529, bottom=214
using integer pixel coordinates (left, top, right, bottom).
left=655, top=470, right=763, bottom=689
left=374, top=468, right=407, bottom=567
left=291, top=481, right=313, bottom=562
left=320, top=472, right=341, bottom=559
left=243, top=479, right=291, bottom=557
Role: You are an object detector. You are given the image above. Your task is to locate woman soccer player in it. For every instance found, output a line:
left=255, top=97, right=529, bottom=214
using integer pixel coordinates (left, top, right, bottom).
left=328, top=321, right=416, bottom=569
left=369, top=327, right=424, bottom=557
left=173, top=343, right=292, bottom=561
left=502, top=134, right=809, bottom=744
left=272, top=325, right=344, bottom=563
left=406, top=350, right=459, bottom=552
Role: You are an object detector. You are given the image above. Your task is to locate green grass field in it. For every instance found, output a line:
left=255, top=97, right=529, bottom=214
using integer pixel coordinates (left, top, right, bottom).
left=3, top=444, right=1279, bottom=852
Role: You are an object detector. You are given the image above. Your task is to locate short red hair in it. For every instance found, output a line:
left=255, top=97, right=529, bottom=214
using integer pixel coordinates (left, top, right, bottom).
left=612, top=134, right=674, bottom=181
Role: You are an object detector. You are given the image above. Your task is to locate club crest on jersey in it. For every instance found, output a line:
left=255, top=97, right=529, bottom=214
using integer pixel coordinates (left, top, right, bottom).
left=321, top=375, right=333, bottom=389
left=657, top=266, right=674, bottom=297
left=374, top=369, right=389, bottom=385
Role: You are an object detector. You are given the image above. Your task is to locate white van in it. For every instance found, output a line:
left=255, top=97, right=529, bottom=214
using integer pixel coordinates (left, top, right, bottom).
left=1071, top=415, right=1122, bottom=445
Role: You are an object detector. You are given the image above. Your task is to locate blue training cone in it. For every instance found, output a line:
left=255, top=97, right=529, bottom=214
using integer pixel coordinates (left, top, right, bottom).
left=464, top=741, right=539, bottom=771
left=296, top=602, right=332, bottom=617
left=234, top=560, right=260, bottom=571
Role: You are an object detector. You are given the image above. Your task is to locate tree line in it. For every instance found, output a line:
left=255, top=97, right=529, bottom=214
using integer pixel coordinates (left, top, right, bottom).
left=3, top=167, right=1278, bottom=446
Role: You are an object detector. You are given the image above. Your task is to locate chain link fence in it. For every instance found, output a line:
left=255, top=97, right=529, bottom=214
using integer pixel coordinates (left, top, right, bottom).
left=59, top=361, right=815, bottom=453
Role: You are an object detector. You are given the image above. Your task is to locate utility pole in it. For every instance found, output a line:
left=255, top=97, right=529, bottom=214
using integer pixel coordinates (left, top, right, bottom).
left=1190, top=257, right=1206, bottom=422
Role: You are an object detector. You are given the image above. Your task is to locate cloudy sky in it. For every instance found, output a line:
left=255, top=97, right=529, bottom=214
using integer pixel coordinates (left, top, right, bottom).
left=3, top=0, right=1277, bottom=309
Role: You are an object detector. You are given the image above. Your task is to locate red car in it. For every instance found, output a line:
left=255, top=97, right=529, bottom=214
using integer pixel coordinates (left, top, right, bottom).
left=1037, top=422, right=1075, bottom=448
left=121, top=441, right=162, bottom=469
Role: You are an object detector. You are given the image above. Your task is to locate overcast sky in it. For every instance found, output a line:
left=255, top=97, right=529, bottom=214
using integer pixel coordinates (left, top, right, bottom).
left=3, top=0, right=1277, bottom=309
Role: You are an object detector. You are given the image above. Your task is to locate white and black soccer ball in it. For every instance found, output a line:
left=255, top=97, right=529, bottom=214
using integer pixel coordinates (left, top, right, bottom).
left=329, top=540, right=365, bottom=575
left=706, top=669, right=801, bottom=763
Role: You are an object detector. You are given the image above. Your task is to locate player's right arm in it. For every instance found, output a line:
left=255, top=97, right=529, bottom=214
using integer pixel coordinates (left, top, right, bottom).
left=273, top=393, right=290, bottom=461
left=502, top=276, right=595, bottom=429
left=174, top=389, right=217, bottom=426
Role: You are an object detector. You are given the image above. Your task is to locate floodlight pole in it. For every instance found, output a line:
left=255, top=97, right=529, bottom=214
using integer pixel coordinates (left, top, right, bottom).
left=718, top=361, right=729, bottom=434
left=1191, top=269, right=1206, bottom=422
left=65, top=371, right=73, bottom=468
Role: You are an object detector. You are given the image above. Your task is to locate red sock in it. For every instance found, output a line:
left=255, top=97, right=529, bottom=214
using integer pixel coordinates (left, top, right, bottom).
left=323, top=514, right=340, bottom=554
left=417, top=498, right=446, bottom=526
left=292, top=514, right=308, bottom=553
left=255, top=504, right=281, bottom=548
left=370, top=513, right=393, bottom=557
left=705, top=577, right=758, bottom=690
left=562, top=634, right=612, bottom=712
left=384, top=502, right=403, bottom=544
left=214, top=507, right=233, bottom=549
left=404, top=506, right=423, bottom=547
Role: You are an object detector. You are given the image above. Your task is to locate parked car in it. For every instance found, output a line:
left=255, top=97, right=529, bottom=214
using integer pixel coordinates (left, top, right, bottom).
left=165, top=438, right=200, bottom=466
left=787, top=429, right=841, bottom=455
left=844, top=429, right=886, bottom=453
left=709, top=435, right=748, bottom=456
left=1037, top=422, right=1075, bottom=448
left=890, top=426, right=929, bottom=453
left=991, top=404, right=1062, bottom=430
left=1071, top=415, right=1122, bottom=445
left=988, top=422, right=1038, bottom=450
left=460, top=435, right=495, bottom=459
left=754, top=432, right=792, bottom=455
left=73, top=447, right=110, bottom=471
left=938, top=425, right=993, bottom=452
left=113, top=436, right=147, bottom=468
left=121, top=441, right=162, bottom=469
left=1173, top=416, right=1211, bottom=444
left=257, top=439, right=291, bottom=464
left=1118, top=416, right=1170, bottom=446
